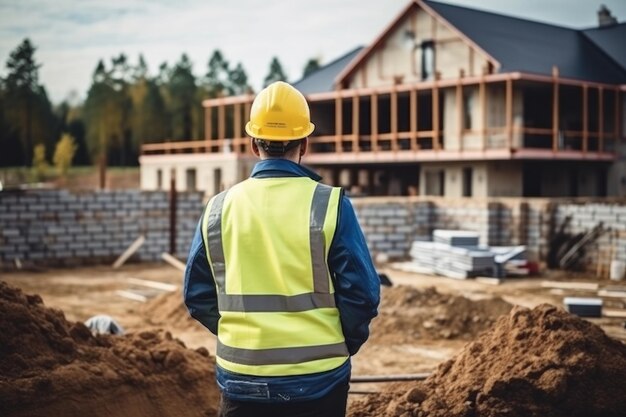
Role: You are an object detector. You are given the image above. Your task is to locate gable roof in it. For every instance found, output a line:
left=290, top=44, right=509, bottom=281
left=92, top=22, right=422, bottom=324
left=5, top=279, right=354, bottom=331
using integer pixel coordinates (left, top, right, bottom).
left=292, top=46, right=364, bottom=95
left=583, top=22, right=626, bottom=72
left=424, top=0, right=626, bottom=84
left=329, top=0, right=626, bottom=91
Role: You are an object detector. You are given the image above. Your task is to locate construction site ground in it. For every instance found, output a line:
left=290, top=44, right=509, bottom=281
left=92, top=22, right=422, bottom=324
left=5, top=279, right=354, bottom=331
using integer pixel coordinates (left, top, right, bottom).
left=3, top=262, right=626, bottom=405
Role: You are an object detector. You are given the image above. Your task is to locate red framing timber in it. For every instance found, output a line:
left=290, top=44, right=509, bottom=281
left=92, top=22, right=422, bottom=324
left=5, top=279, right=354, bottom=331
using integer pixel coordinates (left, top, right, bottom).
left=410, top=88, right=418, bottom=150
left=552, top=67, right=559, bottom=152
left=599, top=86, right=604, bottom=152
left=205, top=107, right=212, bottom=141
left=506, top=77, right=513, bottom=150
left=583, top=85, right=588, bottom=154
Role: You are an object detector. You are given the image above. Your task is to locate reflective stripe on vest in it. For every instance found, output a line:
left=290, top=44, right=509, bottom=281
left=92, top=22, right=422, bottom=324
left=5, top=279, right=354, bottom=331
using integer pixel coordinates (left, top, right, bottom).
left=202, top=179, right=349, bottom=375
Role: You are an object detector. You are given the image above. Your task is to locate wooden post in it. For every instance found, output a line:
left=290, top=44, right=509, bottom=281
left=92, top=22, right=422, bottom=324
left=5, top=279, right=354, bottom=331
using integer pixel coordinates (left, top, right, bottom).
left=480, top=74, right=487, bottom=150
left=99, top=153, right=107, bottom=190
left=371, top=92, right=378, bottom=152
left=234, top=103, right=241, bottom=142
left=353, top=95, right=360, bottom=152
left=432, top=82, right=440, bottom=151
left=616, top=87, right=621, bottom=154
left=582, top=85, right=588, bottom=153
left=457, top=71, right=464, bottom=151
left=599, top=87, right=604, bottom=152
left=506, top=77, right=513, bottom=150
left=335, top=94, right=343, bottom=153
left=410, top=88, right=418, bottom=151
left=205, top=106, right=212, bottom=142
left=218, top=104, right=225, bottom=141
left=552, top=66, right=559, bottom=152
left=169, top=171, right=177, bottom=255
left=391, top=87, right=398, bottom=151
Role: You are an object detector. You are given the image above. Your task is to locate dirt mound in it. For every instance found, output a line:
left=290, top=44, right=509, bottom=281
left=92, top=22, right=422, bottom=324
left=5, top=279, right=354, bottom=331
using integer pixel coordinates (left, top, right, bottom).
left=141, top=289, right=199, bottom=329
left=370, top=286, right=512, bottom=343
left=350, top=304, right=626, bottom=417
left=0, top=281, right=219, bottom=417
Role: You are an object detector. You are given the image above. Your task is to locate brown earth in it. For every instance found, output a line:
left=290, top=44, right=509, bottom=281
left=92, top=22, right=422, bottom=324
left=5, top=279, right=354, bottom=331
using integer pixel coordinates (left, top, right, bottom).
left=3, top=265, right=626, bottom=416
left=349, top=304, right=626, bottom=417
left=370, top=286, right=513, bottom=343
left=0, top=281, right=220, bottom=417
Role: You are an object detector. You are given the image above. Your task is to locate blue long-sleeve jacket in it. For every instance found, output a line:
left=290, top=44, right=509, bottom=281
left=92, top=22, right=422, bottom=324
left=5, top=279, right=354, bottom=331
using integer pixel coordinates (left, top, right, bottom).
left=183, top=159, right=380, bottom=402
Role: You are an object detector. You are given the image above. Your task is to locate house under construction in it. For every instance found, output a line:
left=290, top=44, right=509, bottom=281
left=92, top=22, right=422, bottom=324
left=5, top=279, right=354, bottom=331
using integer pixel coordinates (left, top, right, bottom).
left=139, top=0, right=626, bottom=198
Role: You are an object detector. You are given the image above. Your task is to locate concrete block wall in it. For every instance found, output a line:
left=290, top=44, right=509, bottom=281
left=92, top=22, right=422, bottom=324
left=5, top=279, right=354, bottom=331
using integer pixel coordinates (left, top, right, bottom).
left=0, top=189, right=205, bottom=269
left=2, top=189, right=625, bottom=273
left=353, top=197, right=625, bottom=269
left=555, top=203, right=626, bottom=268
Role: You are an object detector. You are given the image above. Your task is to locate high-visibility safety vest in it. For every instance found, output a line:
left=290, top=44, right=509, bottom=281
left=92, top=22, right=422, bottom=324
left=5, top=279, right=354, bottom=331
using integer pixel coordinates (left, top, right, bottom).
left=201, top=177, right=349, bottom=377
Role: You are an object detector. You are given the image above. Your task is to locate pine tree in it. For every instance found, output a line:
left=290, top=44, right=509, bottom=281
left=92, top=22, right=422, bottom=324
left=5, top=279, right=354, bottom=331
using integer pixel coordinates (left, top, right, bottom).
left=263, top=57, right=288, bottom=87
left=302, top=58, right=321, bottom=78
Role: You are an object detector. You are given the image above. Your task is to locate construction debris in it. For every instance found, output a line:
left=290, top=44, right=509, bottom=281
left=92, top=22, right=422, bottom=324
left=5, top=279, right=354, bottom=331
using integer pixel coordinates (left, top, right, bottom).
left=161, top=252, right=186, bottom=272
left=112, top=235, right=145, bottom=269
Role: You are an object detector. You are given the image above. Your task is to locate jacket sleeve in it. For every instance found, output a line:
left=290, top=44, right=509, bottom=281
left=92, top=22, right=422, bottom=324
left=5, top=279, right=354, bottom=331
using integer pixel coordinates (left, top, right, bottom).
left=328, top=196, right=380, bottom=355
left=183, top=218, right=220, bottom=335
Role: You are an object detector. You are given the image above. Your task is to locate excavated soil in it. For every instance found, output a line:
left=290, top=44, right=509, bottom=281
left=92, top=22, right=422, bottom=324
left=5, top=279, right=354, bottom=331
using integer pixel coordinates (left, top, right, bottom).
left=0, top=281, right=220, bottom=417
left=142, top=289, right=198, bottom=330
left=350, top=304, right=626, bottom=417
left=370, top=286, right=513, bottom=343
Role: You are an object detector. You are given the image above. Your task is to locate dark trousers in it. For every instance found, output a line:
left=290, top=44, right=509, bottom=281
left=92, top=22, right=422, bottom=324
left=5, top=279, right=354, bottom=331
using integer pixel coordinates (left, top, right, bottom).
left=218, top=382, right=349, bottom=417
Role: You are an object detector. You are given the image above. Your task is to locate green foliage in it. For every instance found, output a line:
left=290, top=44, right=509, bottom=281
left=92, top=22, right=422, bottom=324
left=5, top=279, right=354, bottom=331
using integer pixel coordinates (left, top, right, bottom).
left=303, top=58, right=321, bottom=78
left=263, top=57, right=288, bottom=87
left=31, top=143, right=48, bottom=181
left=1, top=38, right=58, bottom=167
left=0, top=38, right=289, bottom=170
left=168, top=54, right=197, bottom=140
left=53, top=134, right=77, bottom=177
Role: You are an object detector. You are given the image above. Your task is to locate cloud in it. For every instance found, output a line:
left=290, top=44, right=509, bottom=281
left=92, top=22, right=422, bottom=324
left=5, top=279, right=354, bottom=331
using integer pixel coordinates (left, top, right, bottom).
left=1, top=0, right=625, bottom=102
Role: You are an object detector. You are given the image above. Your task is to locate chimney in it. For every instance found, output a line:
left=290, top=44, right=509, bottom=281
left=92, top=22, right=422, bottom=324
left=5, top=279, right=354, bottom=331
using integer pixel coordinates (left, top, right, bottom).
left=598, top=5, right=617, bottom=27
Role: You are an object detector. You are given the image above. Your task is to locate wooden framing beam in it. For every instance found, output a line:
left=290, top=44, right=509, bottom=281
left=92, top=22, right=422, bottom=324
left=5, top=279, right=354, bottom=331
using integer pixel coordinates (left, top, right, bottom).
left=598, top=86, right=604, bottom=152
left=432, top=82, right=440, bottom=151
left=616, top=87, right=621, bottom=154
left=371, top=92, right=378, bottom=151
left=233, top=103, right=241, bottom=140
left=335, top=94, right=343, bottom=153
left=506, top=77, right=513, bottom=150
left=218, top=104, right=225, bottom=140
left=205, top=107, right=212, bottom=141
left=352, top=95, right=360, bottom=152
left=582, top=85, right=588, bottom=153
left=457, top=74, right=464, bottom=151
left=391, top=87, right=398, bottom=151
left=410, top=88, right=418, bottom=151
left=552, top=66, right=559, bottom=152
left=480, top=73, right=486, bottom=150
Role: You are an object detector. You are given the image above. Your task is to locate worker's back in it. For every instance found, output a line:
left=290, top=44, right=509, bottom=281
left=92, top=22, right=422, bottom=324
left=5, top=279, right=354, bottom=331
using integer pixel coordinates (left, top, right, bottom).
left=203, top=176, right=349, bottom=377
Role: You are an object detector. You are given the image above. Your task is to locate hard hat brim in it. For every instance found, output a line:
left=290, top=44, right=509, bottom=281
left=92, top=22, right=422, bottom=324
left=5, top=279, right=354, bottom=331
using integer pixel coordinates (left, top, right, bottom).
left=245, top=122, right=315, bottom=141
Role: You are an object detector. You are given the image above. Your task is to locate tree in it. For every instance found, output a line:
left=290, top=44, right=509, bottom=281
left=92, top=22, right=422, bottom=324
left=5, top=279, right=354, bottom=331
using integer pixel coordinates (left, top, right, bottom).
left=31, top=143, right=48, bottom=181
left=53, top=134, right=78, bottom=178
left=302, top=58, right=321, bottom=78
left=168, top=54, right=197, bottom=140
left=204, top=50, right=230, bottom=97
left=263, top=57, right=288, bottom=87
left=229, top=62, right=250, bottom=95
left=1, top=38, right=57, bottom=166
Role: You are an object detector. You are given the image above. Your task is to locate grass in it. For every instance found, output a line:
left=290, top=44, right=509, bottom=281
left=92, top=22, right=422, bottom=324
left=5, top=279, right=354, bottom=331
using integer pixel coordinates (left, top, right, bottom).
left=0, top=166, right=140, bottom=190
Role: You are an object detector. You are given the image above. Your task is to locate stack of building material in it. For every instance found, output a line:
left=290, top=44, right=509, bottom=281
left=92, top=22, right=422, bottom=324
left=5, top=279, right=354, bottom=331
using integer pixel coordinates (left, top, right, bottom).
left=404, top=230, right=528, bottom=279
left=409, top=235, right=495, bottom=279
left=433, top=230, right=480, bottom=247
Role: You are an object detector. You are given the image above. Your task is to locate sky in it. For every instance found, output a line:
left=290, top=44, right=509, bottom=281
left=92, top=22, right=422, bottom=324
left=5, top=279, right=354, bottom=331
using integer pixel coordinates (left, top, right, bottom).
left=1, top=0, right=625, bottom=104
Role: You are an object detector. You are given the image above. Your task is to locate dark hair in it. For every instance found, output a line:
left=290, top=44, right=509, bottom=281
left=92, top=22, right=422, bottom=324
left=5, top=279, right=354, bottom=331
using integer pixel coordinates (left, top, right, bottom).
left=254, top=138, right=303, bottom=157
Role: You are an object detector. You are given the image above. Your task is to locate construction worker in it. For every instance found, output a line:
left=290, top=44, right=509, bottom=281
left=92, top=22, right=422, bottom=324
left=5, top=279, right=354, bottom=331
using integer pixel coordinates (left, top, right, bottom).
left=184, top=81, right=380, bottom=417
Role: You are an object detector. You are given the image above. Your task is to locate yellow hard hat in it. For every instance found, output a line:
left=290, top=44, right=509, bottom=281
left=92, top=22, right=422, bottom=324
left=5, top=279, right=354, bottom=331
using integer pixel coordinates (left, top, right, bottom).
left=245, top=81, right=315, bottom=141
